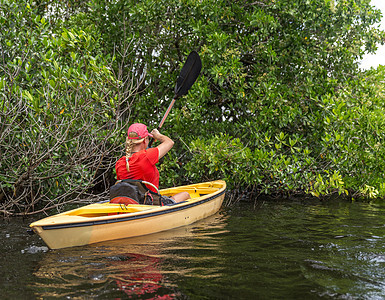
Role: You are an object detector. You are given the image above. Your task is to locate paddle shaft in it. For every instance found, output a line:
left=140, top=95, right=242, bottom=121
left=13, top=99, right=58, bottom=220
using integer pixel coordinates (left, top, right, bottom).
left=148, top=98, right=175, bottom=148
left=158, top=98, right=176, bottom=130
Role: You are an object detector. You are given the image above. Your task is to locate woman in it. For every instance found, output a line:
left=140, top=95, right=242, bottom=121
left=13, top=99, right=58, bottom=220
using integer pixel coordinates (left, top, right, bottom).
left=115, top=123, right=190, bottom=203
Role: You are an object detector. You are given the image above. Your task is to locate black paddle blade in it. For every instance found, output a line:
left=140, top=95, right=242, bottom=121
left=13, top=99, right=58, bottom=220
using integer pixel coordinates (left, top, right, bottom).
left=174, top=51, right=202, bottom=99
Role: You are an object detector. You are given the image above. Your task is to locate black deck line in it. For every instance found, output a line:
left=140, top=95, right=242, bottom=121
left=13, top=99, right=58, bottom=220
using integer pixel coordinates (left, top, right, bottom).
left=42, top=189, right=226, bottom=230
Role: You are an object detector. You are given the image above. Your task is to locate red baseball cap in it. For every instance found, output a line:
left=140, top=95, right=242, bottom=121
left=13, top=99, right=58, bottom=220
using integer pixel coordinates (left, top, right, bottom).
left=127, top=123, right=153, bottom=140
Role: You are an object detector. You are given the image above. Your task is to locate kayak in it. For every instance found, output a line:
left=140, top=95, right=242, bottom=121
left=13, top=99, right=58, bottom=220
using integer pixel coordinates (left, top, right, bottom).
left=29, top=180, right=226, bottom=249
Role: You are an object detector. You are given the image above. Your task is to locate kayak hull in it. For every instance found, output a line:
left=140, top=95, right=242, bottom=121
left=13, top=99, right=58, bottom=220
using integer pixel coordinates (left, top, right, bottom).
left=30, top=180, right=226, bottom=249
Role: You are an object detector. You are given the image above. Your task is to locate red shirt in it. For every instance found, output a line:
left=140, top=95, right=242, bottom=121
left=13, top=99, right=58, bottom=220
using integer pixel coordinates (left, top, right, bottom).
left=115, top=148, right=160, bottom=192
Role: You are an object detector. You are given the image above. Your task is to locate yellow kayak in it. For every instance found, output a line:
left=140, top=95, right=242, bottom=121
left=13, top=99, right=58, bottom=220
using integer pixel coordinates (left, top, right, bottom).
left=30, top=180, right=226, bottom=249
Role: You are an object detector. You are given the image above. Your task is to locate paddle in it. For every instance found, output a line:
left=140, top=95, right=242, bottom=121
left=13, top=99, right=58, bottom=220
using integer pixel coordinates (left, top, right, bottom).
left=148, top=51, right=202, bottom=147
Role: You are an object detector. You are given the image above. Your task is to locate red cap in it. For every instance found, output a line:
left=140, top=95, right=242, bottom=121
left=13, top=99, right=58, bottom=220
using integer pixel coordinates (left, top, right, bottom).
left=127, top=123, right=153, bottom=140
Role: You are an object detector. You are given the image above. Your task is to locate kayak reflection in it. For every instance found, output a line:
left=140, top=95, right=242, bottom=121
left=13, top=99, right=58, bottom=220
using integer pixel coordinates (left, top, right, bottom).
left=32, top=212, right=228, bottom=298
left=111, top=252, right=174, bottom=299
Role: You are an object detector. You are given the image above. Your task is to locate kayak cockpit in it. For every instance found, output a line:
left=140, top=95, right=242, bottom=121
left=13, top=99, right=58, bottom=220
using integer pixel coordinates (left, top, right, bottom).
left=64, top=186, right=221, bottom=218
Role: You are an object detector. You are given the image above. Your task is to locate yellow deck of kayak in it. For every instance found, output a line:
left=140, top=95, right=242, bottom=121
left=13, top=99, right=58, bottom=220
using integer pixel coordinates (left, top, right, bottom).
left=30, top=180, right=226, bottom=249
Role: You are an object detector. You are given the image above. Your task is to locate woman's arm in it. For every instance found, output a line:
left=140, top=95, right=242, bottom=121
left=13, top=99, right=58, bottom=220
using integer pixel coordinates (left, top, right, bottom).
left=150, top=129, right=174, bottom=159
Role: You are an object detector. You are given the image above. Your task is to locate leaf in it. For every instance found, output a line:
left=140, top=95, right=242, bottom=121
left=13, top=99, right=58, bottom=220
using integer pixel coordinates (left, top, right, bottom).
left=60, top=105, right=66, bottom=114
left=23, top=90, right=33, bottom=102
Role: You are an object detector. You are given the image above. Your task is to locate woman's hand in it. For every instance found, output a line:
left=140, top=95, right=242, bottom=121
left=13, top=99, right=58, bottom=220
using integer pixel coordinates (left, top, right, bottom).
left=150, top=129, right=174, bottom=159
left=150, top=129, right=162, bottom=141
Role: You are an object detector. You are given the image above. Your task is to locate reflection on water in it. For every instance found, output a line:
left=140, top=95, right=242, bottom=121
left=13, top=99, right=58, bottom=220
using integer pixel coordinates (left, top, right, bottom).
left=2, top=199, right=385, bottom=299
left=32, top=213, right=228, bottom=299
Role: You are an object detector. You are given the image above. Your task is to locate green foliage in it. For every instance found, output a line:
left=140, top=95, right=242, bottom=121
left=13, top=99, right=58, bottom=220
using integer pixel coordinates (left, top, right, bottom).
left=103, top=0, right=383, bottom=199
left=307, top=170, right=348, bottom=198
left=0, top=0, right=134, bottom=214
left=1, top=0, right=385, bottom=215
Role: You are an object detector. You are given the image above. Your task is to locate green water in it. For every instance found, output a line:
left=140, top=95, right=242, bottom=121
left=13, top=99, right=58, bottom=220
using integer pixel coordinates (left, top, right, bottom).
left=1, top=199, right=385, bottom=299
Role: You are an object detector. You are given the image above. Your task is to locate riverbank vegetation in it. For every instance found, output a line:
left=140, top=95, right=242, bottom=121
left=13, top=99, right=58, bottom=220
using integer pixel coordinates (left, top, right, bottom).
left=1, top=0, right=385, bottom=215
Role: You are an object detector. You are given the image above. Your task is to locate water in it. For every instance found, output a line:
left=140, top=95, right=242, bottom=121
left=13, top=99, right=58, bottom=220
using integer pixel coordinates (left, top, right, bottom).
left=1, top=198, right=385, bottom=299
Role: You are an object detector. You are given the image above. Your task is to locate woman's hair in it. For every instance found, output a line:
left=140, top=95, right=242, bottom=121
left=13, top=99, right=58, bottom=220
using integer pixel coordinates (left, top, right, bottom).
left=125, top=132, right=144, bottom=172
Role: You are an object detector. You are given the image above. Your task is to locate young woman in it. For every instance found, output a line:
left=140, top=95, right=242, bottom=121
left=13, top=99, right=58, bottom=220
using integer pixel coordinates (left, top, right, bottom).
left=115, top=123, right=190, bottom=203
